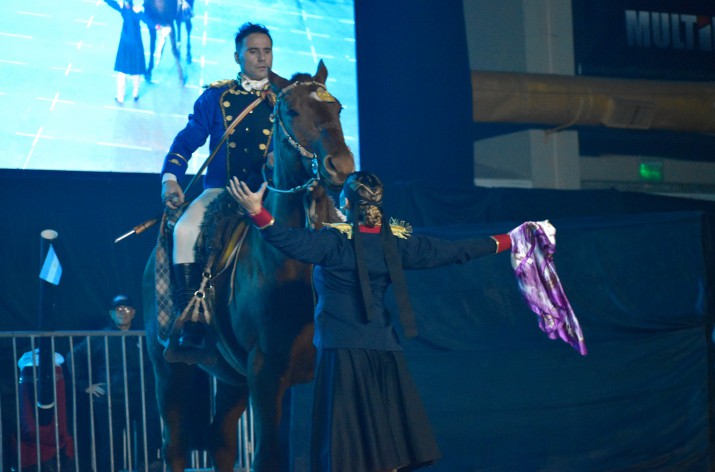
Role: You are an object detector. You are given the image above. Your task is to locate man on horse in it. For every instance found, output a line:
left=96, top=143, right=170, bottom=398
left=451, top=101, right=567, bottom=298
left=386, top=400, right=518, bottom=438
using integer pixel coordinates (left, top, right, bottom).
left=160, top=22, right=275, bottom=362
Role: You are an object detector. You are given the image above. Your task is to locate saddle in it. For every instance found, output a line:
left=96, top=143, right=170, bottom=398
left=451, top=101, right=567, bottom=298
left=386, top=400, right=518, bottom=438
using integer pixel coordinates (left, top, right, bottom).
left=155, top=191, right=250, bottom=365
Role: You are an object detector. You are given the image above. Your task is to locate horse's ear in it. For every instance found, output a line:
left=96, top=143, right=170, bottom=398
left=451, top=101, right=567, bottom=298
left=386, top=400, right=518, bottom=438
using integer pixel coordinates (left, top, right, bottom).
left=268, top=68, right=290, bottom=92
left=314, top=59, right=328, bottom=85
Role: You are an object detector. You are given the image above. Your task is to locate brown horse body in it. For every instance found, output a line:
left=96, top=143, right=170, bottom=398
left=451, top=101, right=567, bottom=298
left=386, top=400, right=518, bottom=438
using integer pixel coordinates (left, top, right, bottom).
left=144, top=61, right=355, bottom=471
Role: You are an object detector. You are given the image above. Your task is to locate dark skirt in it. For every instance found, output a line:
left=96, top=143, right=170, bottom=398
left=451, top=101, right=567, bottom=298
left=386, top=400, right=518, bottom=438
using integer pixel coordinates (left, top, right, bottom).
left=311, top=348, right=441, bottom=472
left=114, top=10, right=146, bottom=75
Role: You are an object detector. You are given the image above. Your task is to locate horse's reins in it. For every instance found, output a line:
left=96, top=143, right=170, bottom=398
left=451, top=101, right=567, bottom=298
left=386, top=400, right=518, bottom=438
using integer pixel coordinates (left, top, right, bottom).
left=228, top=81, right=332, bottom=301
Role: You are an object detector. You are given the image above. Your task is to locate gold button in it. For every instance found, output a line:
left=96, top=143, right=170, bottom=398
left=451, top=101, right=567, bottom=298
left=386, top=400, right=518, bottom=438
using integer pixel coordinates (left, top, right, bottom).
left=223, top=101, right=231, bottom=107
left=228, top=142, right=237, bottom=148
left=259, top=144, right=267, bottom=150
left=226, top=115, right=233, bottom=121
left=262, top=129, right=270, bottom=135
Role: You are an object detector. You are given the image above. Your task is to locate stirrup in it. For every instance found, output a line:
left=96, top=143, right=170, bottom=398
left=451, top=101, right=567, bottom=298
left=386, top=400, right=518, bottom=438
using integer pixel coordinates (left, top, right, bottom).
left=178, top=321, right=206, bottom=349
left=163, top=335, right=217, bottom=366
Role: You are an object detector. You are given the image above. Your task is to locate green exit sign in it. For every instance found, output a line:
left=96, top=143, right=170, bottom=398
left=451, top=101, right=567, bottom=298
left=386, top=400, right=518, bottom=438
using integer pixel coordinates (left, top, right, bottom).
left=639, top=161, right=663, bottom=183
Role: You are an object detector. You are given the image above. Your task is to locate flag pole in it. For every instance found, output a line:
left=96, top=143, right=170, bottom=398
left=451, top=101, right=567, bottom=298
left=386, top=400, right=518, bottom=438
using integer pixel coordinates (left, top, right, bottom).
left=37, top=229, right=59, bottom=425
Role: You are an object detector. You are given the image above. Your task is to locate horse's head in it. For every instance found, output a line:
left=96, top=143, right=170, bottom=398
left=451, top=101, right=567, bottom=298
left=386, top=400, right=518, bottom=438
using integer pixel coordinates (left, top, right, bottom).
left=268, top=60, right=355, bottom=191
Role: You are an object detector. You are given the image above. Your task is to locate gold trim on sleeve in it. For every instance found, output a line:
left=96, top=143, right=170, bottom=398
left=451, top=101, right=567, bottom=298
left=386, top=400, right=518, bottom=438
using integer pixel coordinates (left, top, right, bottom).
left=167, top=152, right=188, bottom=164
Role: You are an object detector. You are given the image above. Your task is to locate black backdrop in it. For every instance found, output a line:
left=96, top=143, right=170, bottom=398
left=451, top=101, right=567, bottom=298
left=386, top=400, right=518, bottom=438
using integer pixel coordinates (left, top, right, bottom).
left=354, top=0, right=474, bottom=187
left=0, top=170, right=160, bottom=331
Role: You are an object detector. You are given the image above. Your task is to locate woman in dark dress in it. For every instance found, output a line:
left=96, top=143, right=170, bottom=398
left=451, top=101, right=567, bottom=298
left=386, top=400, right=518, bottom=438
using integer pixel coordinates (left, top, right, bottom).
left=105, top=0, right=146, bottom=103
left=228, top=171, right=513, bottom=472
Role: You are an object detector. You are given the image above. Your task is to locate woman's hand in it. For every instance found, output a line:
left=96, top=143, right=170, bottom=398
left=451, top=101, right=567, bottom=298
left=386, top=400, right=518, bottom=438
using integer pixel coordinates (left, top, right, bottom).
left=227, top=177, right=266, bottom=215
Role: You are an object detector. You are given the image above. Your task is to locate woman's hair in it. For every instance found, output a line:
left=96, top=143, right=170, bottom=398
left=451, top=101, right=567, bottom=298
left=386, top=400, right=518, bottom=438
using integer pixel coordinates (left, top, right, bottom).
left=343, top=171, right=384, bottom=227
left=345, top=171, right=416, bottom=335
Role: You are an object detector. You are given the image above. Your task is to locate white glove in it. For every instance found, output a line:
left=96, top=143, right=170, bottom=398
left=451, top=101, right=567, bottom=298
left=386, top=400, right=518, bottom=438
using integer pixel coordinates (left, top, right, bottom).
left=85, top=383, right=106, bottom=398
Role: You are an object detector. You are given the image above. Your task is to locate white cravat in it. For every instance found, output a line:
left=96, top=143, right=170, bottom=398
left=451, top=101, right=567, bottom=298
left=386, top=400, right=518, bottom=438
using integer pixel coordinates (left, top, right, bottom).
left=239, top=74, right=268, bottom=92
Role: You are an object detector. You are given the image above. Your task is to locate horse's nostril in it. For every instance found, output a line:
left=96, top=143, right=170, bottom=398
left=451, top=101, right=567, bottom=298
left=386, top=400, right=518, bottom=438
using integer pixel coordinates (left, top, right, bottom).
left=325, top=156, right=338, bottom=174
left=324, top=155, right=351, bottom=183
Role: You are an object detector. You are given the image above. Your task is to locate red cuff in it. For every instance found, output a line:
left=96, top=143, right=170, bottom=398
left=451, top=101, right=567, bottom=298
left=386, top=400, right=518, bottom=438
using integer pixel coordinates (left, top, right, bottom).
left=491, top=234, right=511, bottom=253
left=250, top=207, right=275, bottom=229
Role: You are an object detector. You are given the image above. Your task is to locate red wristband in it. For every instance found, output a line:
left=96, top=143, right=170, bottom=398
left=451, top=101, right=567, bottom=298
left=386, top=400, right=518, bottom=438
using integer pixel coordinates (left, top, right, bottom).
left=250, top=207, right=275, bottom=229
left=491, top=234, right=511, bottom=253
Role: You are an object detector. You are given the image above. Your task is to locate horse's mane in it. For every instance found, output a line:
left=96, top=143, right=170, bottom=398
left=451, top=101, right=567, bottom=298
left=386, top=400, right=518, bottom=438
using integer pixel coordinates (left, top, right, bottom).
left=289, top=72, right=313, bottom=82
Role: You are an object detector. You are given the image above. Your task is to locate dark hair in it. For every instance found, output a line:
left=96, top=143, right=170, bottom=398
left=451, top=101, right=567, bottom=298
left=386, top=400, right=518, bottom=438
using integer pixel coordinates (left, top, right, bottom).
left=342, top=171, right=384, bottom=227
left=235, top=22, right=272, bottom=50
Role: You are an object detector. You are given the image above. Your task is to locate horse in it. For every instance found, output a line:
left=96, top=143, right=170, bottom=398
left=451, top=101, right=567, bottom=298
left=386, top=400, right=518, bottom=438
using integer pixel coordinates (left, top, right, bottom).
left=143, top=60, right=355, bottom=472
left=142, top=0, right=185, bottom=83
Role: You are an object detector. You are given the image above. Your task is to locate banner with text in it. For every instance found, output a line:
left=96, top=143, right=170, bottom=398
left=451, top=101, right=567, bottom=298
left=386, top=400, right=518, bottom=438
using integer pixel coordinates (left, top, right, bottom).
left=573, top=0, right=715, bottom=80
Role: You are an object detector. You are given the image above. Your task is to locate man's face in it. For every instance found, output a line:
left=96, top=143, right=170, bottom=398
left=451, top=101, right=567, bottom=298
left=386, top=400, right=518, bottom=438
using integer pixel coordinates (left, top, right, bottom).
left=235, top=33, right=273, bottom=81
left=110, top=305, right=135, bottom=330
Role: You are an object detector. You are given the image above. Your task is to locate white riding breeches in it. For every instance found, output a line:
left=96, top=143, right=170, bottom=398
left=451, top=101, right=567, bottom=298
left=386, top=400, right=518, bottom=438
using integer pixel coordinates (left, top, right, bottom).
left=172, top=188, right=223, bottom=264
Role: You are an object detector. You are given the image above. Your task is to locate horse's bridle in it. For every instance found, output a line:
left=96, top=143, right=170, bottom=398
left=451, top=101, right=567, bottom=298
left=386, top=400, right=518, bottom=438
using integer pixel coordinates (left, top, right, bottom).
left=263, top=80, right=329, bottom=195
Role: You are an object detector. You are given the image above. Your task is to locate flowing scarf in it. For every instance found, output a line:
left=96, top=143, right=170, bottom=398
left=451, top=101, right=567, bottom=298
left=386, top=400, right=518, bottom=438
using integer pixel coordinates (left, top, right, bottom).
left=509, top=220, right=587, bottom=356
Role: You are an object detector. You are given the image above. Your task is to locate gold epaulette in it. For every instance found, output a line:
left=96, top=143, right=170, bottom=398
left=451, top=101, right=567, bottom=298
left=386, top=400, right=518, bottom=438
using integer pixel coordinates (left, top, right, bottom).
left=205, top=79, right=238, bottom=89
left=388, top=218, right=413, bottom=239
left=322, top=219, right=413, bottom=240
left=324, top=222, right=353, bottom=238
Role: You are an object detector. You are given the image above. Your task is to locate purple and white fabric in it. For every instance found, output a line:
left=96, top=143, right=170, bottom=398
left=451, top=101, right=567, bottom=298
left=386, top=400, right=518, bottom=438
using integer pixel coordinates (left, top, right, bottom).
left=509, top=221, right=587, bottom=356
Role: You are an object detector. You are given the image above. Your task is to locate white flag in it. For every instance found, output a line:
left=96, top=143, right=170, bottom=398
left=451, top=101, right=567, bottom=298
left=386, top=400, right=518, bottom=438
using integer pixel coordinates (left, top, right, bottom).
left=39, top=244, right=62, bottom=285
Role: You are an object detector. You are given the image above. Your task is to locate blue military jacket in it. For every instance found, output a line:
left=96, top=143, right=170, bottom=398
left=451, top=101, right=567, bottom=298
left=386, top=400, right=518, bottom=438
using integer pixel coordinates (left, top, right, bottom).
left=162, top=80, right=274, bottom=190
left=259, top=221, right=498, bottom=351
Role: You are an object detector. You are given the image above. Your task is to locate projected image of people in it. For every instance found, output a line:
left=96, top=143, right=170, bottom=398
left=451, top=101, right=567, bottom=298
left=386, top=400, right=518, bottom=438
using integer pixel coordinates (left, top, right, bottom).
left=104, top=0, right=146, bottom=104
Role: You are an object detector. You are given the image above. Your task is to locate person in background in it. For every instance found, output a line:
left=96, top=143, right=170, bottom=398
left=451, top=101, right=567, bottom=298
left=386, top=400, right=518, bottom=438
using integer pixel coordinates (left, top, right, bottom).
left=104, top=0, right=146, bottom=103
left=67, top=295, right=162, bottom=472
left=14, top=349, right=75, bottom=471
left=227, top=171, right=514, bottom=472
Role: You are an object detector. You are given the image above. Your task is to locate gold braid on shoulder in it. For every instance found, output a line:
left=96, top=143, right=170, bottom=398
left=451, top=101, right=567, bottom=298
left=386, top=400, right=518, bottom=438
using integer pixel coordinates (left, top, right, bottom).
left=388, top=218, right=412, bottom=239
left=206, top=79, right=238, bottom=89
left=323, top=222, right=353, bottom=238
left=323, top=219, right=413, bottom=240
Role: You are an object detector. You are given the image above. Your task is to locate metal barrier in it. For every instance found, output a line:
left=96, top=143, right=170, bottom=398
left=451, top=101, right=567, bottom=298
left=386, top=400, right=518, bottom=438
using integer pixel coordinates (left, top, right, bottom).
left=0, top=331, right=253, bottom=472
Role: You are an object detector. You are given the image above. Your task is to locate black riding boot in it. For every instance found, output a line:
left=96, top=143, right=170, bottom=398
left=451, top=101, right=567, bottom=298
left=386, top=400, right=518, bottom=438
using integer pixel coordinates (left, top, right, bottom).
left=173, top=263, right=206, bottom=349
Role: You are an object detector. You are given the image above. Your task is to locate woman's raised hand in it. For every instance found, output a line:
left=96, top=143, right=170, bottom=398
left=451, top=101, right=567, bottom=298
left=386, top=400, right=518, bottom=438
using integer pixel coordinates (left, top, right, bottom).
left=227, top=177, right=266, bottom=215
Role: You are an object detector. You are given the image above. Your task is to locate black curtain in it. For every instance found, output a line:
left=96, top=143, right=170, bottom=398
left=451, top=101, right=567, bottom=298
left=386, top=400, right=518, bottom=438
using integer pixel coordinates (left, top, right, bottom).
left=354, top=0, right=474, bottom=186
left=0, top=169, right=159, bottom=331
